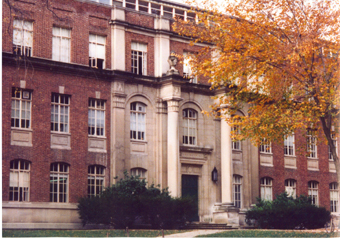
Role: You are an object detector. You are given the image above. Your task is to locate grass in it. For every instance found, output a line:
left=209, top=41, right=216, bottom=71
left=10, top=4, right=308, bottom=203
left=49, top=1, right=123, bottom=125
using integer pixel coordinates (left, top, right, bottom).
left=2, top=229, right=187, bottom=237
left=196, top=229, right=340, bottom=238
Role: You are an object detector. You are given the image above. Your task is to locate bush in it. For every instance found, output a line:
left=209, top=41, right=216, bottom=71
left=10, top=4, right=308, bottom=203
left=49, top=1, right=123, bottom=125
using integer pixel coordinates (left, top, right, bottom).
left=77, top=172, right=196, bottom=229
left=246, top=193, right=330, bottom=229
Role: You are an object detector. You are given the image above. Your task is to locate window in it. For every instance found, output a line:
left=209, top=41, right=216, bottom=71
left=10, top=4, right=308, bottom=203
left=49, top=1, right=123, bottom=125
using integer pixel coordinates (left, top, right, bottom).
left=284, top=134, right=295, bottom=156
left=50, top=163, right=69, bottom=203
left=285, top=179, right=296, bottom=198
left=233, top=175, right=242, bottom=208
left=329, top=132, right=337, bottom=160
left=260, top=177, right=272, bottom=201
left=260, top=138, right=271, bottom=153
left=51, top=93, right=70, bottom=133
left=308, top=181, right=318, bottom=206
left=11, top=88, right=31, bottom=129
left=330, top=183, right=338, bottom=213
left=88, top=165, right=105, bottom=198
left=183, top=52, right=197, bottom=83
left=182, top=109, right=197, bottom=145
left=130, top=102, right=146, bottom=140
left=13, top=20, right=33, bottom=57
left=89, top=34, right=106, bottom=69
left=231, top=125, right=241, bottom=150
left=9, top=159, right=30, bottom=201
left=307, top=129, right=317, bottom=158
left=88, top=99, right=105, bottom=136
left=131, top=168, right=147, bottom=180
left=131, top=42, right=147, bottom=75
left=52, top=27, right=71, bottom=62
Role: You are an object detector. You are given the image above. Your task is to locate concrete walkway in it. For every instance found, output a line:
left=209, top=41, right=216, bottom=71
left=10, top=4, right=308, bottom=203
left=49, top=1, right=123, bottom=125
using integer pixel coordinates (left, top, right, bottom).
left=159, top=229, right=225, bottom=238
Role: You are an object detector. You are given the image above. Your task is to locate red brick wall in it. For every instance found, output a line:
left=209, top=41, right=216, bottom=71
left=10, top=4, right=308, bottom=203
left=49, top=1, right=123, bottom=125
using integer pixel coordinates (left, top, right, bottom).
left=259, top=129, right=337, bottom=210
left=2, top=0, right=111, bottom=68
left=125, top=11, right=154, bottom=29
left=125, top=32, right=155, bottom=76
left=2, top=65, right=111, bottom=203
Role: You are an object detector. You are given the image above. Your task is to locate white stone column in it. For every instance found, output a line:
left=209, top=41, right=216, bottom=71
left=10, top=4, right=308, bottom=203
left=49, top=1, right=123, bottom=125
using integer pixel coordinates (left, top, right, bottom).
left=167, top=100, right=180, bottom=197
left=111, top=8, right=125, bottom=71
left=221, top=112, right=232, bottom=203
left=154, top=18, right=170, bottom=77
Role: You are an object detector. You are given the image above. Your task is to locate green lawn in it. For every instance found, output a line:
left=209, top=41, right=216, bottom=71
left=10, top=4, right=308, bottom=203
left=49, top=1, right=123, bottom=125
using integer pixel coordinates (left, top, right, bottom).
left=196, top=229, right=340, bottom=238
left=2, top=229, right=187, bottom=237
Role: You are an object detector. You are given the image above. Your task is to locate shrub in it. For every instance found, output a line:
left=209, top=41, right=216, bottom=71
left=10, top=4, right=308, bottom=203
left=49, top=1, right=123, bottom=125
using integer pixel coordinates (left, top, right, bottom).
left=246, top=193, right=330, bottom=229
left=77, top=172, right=196, bottom=229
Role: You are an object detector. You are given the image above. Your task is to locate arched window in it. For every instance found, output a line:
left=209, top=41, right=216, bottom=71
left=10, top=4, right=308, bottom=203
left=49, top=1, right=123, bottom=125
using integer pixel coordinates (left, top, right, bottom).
left=50, top=163, right=69, bottom=203
left=260, top=177, right=273, bottom=201
left=330, top=182, right=338, bottom=213
left=182, top=109, right=197, bottom=145
left=233, top=175, right=242, bottom=208
left=131, top=167, right=147, bottom=180
left=285, top=179, right=296, bottom=198
left=88, top=165, right=105, bottom=198
left=9, top=159, right=30, bottom=202
left=130, top=102, right=146, bottom=140
left=308, top=181, right=319, bottom=206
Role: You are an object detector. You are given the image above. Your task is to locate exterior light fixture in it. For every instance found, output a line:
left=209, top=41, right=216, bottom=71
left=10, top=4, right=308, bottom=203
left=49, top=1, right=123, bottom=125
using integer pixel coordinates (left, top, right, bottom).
left=212, top=167, right=218, bottom=182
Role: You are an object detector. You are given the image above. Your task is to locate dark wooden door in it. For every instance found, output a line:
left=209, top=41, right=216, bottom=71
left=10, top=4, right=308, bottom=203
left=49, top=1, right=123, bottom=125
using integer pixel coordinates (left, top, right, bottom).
left=181, top=174, right=199, bottom=221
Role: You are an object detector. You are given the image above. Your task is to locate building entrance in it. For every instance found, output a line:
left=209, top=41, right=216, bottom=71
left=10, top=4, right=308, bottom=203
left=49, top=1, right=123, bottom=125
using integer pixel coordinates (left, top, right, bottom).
left=181, top=174, right=199, bottom=221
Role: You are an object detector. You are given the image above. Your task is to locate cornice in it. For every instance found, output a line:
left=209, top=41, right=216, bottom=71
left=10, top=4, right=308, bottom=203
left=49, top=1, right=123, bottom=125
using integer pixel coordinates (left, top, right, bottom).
left=2, top=52, right=216, bottom=95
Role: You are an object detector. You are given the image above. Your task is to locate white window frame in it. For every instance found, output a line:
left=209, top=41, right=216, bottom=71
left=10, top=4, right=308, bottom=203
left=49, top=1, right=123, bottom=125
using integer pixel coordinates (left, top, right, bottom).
left=88, top=165, right=105, bottom=198
left=231, top=125, right=241, bottom=150
left=13, top=19, right=33, bottom=57
left=11, top=88, right=32, bottom=129
left=90, top=0, right=112, bottom=5
left=131, top=167, right=147, bottom=180
left=88, top=99, right=105, bottom=136
left=260, top=138, right=271, bottom=153
left=307, top=129, right=317, bottom=158
left=89, top=34, right=106, bottom=69
left=50, top=163, right=69, bottom=203
left=130, top=102, right=146, bottom=140
left=52, top=27, right=71, bottom=63
left=183, top=52, right=197, bottom=83
left=285, top=179, right=296, bottom=199
left=330, top=183, right=339, bottom=213
left=308, top=181, right=318, bottom=206
left=260, top=177, right=273, bottom=201
left=233, top=175, right=242, bottom=208
left=284, top=134, right=295, bottom=156
left=182, top=108, right=197, bottom=145
left=9, top=159, right=30, bottom=202
left=329, top=133, right=337, bottom=161
left=51, top=93, right=70, bottom=133
left=131, top=42, right=147, bottom=75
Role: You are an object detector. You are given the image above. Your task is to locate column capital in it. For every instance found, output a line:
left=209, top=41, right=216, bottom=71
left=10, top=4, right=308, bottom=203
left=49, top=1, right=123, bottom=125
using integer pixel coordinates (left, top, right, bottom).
left=167, top=99, right=180, bottom=112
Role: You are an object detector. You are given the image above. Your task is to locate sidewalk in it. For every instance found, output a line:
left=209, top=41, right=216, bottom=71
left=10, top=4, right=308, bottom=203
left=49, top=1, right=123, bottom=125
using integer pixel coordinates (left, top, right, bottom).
left=159, top=229, right=225, bottom=238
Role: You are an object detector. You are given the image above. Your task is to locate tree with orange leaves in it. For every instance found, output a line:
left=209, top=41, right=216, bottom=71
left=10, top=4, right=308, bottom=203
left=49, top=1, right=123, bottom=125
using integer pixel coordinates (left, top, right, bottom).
left=174, top=0, right=340, bottom=183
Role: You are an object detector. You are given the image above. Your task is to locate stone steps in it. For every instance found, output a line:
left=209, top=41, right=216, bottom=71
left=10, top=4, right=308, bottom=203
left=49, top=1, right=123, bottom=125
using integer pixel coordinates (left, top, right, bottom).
left=184, top=222, right=234, bottom=230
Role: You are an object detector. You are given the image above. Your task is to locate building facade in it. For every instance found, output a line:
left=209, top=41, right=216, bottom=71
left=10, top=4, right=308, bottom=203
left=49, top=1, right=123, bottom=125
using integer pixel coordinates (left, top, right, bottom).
left=2, top=0, right=339, bottom=229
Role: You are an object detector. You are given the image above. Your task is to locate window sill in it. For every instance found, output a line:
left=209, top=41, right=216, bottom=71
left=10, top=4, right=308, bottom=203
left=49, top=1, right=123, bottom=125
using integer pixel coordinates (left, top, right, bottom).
left=51, top=133, right=71, bottom=150
left=180, top=145, right=213, bottom=154
left=307, top=157, right=318, bottom=160
left=284, top=155, right=296, bottom=157
left=260, top=152, right=273, bottom=155
left=11, top=128, right=33, bottom=147
left=130, top=139, right=148, bottom=143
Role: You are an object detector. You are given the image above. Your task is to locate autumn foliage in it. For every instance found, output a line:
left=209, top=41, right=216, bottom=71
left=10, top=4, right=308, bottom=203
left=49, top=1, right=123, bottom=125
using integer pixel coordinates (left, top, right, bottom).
left=174, top=0, right=340, bottom=182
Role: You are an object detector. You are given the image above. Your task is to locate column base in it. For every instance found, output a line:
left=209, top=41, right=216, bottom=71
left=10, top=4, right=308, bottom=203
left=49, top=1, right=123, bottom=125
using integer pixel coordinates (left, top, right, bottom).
left=212, top=202, right=240, bottom=226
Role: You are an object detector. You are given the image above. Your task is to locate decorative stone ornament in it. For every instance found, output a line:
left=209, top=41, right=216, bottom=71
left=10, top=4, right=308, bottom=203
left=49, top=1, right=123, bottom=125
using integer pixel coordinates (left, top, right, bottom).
left=167, top=51, right=179, bottom=75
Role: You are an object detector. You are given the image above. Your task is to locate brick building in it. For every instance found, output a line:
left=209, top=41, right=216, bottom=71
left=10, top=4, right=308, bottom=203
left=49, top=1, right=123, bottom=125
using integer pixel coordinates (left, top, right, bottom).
left=2, top=0, right=339, bottom=229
